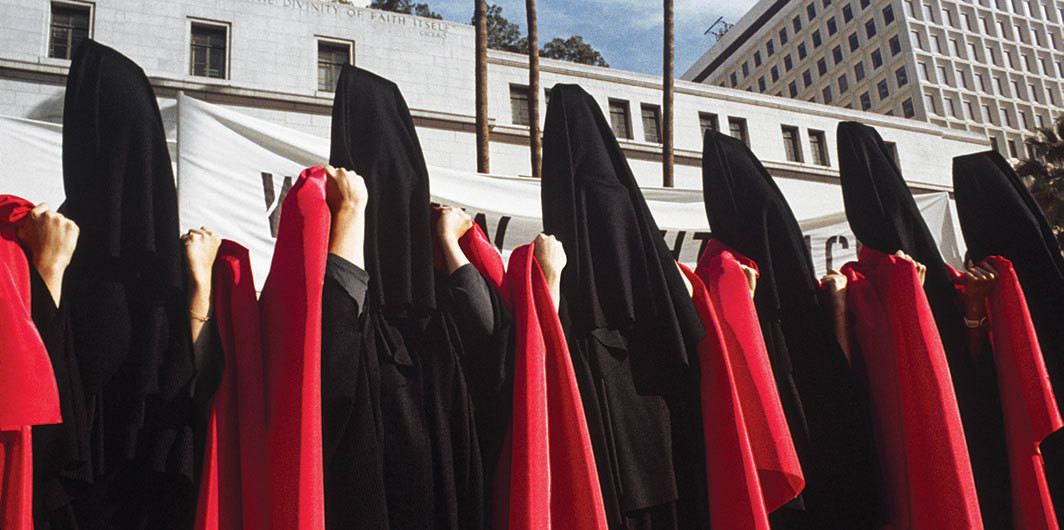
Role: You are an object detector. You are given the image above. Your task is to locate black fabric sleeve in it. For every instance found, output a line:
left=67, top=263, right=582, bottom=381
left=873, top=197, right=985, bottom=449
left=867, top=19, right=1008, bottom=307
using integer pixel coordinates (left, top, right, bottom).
left=326, top=254, right=369, bottom=315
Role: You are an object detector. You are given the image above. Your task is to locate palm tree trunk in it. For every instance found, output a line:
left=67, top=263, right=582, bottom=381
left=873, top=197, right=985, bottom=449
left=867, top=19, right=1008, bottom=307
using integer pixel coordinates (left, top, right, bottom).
left=527, top=0, right=541, bottom=179
left=663, top=0, right=675, bottom=188
left=475, top=0, right=490, bottom=173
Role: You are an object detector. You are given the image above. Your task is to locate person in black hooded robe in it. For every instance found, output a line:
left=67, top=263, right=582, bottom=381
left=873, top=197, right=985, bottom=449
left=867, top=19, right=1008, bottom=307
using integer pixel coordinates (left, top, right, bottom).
left=837, top=121, right=1011, bottom=528
left=701, top=130, right=885, bottom=529
left=540, top=83, right=707, bottom=529
left=324, top=65, right=511, bottom=529
left=61, top=40, right=196, bottom=529
left=954, top=149, right=1064, bottom=520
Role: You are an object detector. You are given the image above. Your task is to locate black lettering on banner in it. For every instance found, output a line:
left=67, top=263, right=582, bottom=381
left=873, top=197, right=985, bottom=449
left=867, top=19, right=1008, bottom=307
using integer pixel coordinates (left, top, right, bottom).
left=692, top=231, right=713, bottom=260
left=825, top=235, right=849, bottom=272
left=262, top=172, right=294, bottom=238
left=665, top=231, right=687, bottom=261
left=472, top=212, right=512, bottom=251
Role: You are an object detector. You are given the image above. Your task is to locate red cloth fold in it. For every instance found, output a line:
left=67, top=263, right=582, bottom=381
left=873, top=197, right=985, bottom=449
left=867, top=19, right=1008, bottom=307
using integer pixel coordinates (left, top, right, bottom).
left=458, top=226, right=607, bottom=530
left=981, top=256, right=1062, bottom=530
left=194, top=240, right=268, bottom=530
left=841, top=247, right=982, bottom=529
left=0, top=195, right=61, bottom=530
left=259, top=167, right=329, bottom=530
left=694, top=240, right=804, bottom=512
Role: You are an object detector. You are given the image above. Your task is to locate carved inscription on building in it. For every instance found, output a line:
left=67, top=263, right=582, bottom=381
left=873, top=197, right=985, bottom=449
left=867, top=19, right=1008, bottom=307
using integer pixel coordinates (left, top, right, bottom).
left=246, top=0, right=454, bottom=40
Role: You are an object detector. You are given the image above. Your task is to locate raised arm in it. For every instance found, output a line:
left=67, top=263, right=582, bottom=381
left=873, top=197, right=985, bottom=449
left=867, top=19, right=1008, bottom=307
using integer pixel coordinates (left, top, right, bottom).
left=960, top=258, right=998, bottom=358
left=325, top=165, right=368, bottom=268
left=533, top=233, right=566, bottom=310
left=820, top=270, right=851, bottom=362
left=18, top=202, right=79, bottom=306
left=182, top=227, right=222, bottom=345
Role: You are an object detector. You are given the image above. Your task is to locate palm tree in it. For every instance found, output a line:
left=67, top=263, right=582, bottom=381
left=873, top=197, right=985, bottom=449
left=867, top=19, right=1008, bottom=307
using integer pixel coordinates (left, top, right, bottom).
left=527, top=0, right=541, bottom=178
left=662, top=0, right=675, bottom=188
left=1016, top=112, right=1064, bottom=247
left=475, top=0, right=490, bottom=173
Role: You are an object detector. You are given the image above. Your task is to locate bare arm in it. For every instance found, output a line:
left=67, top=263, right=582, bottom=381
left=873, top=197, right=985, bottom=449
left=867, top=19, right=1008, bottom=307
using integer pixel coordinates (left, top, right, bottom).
left=435, top=206, right=473, bottom=275
left=961, top=260, right=998, bottom=359
left=820, top=270, right=852, bottom=363
left=18, top=203, right=79, bottom=306
left=325, top=165, right=369, bottom=269
left=182, top=227, right=221, bottom=345
left=534, top=233, right=567, bottom=310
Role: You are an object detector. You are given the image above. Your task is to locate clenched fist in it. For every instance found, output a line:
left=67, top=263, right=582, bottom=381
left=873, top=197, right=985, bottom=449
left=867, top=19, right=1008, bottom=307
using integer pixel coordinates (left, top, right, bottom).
left=533, top=233, right=566, bottom=284
left=325, top=165, right=368, bottom=215
left=182, top=227, right=222, bottom=287
left=18, top=203, right=79, bottom=304
left=436, top=206, right=473, bottom=243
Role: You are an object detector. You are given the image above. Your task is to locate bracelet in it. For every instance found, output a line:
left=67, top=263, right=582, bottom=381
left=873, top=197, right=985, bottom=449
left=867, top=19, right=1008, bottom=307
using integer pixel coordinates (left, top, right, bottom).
left=963, top=315, right=987, bottom=329
left=190, top=309, right=210, bottom=323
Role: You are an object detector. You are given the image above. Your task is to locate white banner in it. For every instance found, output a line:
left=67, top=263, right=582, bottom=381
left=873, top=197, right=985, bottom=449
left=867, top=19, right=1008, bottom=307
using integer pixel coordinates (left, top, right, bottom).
left=0, top=94, right=965, bottom=291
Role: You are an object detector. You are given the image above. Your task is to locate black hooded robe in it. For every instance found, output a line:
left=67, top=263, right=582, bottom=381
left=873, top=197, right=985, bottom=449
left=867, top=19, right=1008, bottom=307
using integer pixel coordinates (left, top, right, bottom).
left=61, top=40, right=196, bottom=530
left=701, top=130, right=885, bottom=529
left=541, top=83, right=707, bottom=530
left=954, top=150, right=1064, bottom=522
left=838, top=121, right=1011, bottom=528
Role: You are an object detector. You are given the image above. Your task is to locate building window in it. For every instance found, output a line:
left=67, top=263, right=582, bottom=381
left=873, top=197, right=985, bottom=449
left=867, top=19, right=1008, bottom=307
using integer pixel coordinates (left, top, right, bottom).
left=872, top=49, right=883, bottom=68
left=190, top=21, right=228, bottom=79
left=699, top=112, right=719, bottom=136
left=839, top=73, right=849, bottom=93
left=948, top=38, right=959, bottom=56
left=989, top=135, right=999, bottom=154
left=808, top=3, right=817, bottom=19
left=785, top=54, right=794, bottom=71
left=865, top=19, right=877, bottom=38
left=903, top=97, right=916, bottom=117
left=860, top=0, right=870, bottom=8
left=931, top=35, right=942, bottom=53
left=510, top=84, right=530, bottom=125
left=889, top=35, right=901, bottom=55
left=793, top=16, right=802, bottom=33
left=809, top=129, right=829, bottom=165
left=964, top=100, right=975, bottom=120
left=918, top=62, right=928, bottom=80
left=936, top=65, right=947, bottom=84
left=843, top=4, right=854, bottom=21
left=896, top=66, right=908, bottom=86
left=731, top=72, right=738, bottom=87
left=912, top=30, right=923, bottom=49
left=754, top=51, right=762, bottom=66
left=883, top=5, right=895, bottom=24
left=833, top=45, right=843, bottom=64
left=767, top=39, right=776, bottom=56
left=926, top=94, right=938, bottom=114
left=818, top=57, right=828, bottom=75
left=759, top=76, right=767, bottom=91
left=803, top=69, right=813, bottom=87
left=779, top=28, right=789, bottom=46
left=317, top=40, right=352, bottom=92
left=849, top=32, right=860, bottom=51
left=983, top=104, right=994, bottom=124
left=782, top=126, right=803, bottom=162
left=1008, top=139, right=1018, bottom=158
left=641, top=104, right=661, bottom=143
left=742, top=62, right=750, bottom=77
left=608, top=99, right=632, bottom=139
left=946, top=97, right=958, bottom=118
left=860, top=92, right=872, bottom=110
left=877, top=79, right=889, bottom=99
left=827, top=17, right=838, bottom=35
left=823, top=85, right=833, bottom=103
left=855, top=61, right=865, bottom=81
left=956, top=69, right=968, bottom=89
left=812, top=30, right=822, bottom=47
left=49, top=2, right=92, bottom=60
left=789, top=81, right=799, bottom=97
left=974, top=72, right=986, bottom=92
left=729, top=117, right=749, bottom=146
left=798, top=43, right=808, bottom=60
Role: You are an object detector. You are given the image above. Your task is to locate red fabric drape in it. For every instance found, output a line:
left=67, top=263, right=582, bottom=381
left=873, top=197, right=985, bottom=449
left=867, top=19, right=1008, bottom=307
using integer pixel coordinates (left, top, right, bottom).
left=841, top=247, right=982, bottom=529
left=259, top=167, right=330, bottom=530
left=194, top=240, right=268, bottom=530
left=980, top=256, right=1062, bottom=530
left=0, top=195, right=61, bottom=530
left=459, top=226, right=607, bottom=530
left=693, top=240, right=805, bottom=515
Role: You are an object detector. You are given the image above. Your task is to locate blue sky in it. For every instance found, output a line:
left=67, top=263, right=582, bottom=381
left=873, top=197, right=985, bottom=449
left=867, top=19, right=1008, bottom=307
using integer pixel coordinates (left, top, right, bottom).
left=429, top=0, right=759, bottom=77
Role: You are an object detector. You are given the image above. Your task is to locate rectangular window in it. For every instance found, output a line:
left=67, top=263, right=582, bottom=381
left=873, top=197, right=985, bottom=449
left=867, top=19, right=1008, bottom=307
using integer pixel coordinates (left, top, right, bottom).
left=912, top=30, right=923, bottom=49
left=731, top=72, right=738, bottom=87
left=754, top=51, right=762, bottom=66
left=990, top=135, right=999, bottom=153
left=872, top=49, right=883, bottom=68
left=759, top=76, right=766, bottom=91
left=608, top=99, right=632, bottom=139
left=926, top=94, right=938, bottom=114
left=767, top=39, right=776, bottom=56
left=849, top=32, right=860, bottom=51
left=896, top=66, right=908, bottom=86
left=317, top=40, right=352, bottom=92
left=794, top=16, right=803, bottom=33
left=878, top=79, right=890, bottom=99
left=948, top=38, right=959, bottom=56
left=771, top=65, right=780, bottom=82
left=975, top=72, right=986, bottom=91
left=883, top=5, right=895, bottom=24
left=809, top=129, right=829, bottom=165
left=833, top=45, right=843, bottom=64
left=987, top=46, right=997, bottom=65
left=919, top=62, right=929, bottom=80
left=803, top=69, right=813, bottom=87
left=936, top=65, right=947, bottom=84
left=980, top=16, right=989, bottom=33
left=785, top=54, right=794, bottom=71
left=641, top=104, right=661, bottom=143
left=889, top=35, right=901, bottom=55
left=855, top=61, right=866, bottom=81
left=780, top=28, right=789, bottom=45
left=742, top=62, right=750, bottom=77
left=983, top=104, right=994, bottom=124
left=1000, top=108, right=1012, bottom=127
left=699, top=112, right=719, bottom=136
left=729, top=117, right=749, bottom=146
left=789, top=81, right=799, bottom=97
left=1023, top=54, right=1033, bottom=72
left=812, top=30, right=822, bottom=47
left=818, top=57, right=828, bottom=75
left=782, top=126, right=803, bottom=162
left=866, top=19, right=877, bottom=38
left=510, top=84, right=530, bottom=125
left=823, top=85, right=833, bottom=103
left=964, top=100, right=975, bottom=119
left=798, top=43, right=808, bottom=60
left=931, top=34, right=942, bottom=53
left=860, top=0, right=870, bottom=8
left=968, top=42, right=979, bottom=61
left=828, top=17, right=838, bottom=35
left=956, top=69, right=968, bottom=89
left=839, top=73, right=849, bottom=93
left=843, top=4, right=854, bottom=21
left=808, top=3, right=817, bottom=19
left=190, top=22, right=228, bottom=79
left=946, top=97, right=958, bottom=118
left=903, top=97, right=916, bottom=117
left=860, top=91, right=872, bottom=110
left=1008, top=139, right=1018, bottom=158
left=49, top=2, right=92, bottom=60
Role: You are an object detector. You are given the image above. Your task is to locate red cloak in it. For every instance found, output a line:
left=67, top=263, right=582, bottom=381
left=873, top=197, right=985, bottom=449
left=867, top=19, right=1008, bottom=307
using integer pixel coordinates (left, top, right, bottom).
left=980, top=256, right=1062, bottom=529
left=259, top=167, right=329, bottom=530
left=458, top=225, right=607, bottom=529
left=841, top=247, right=982, bottom=529
left=694, top=240, right=804, bottom=512
left=194, top=240, right=268, bottom=530
left=0, top=195, right=61, bottom=530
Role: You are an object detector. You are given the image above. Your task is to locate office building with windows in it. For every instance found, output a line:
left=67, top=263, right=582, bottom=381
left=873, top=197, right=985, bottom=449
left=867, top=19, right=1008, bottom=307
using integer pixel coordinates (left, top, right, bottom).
left=683, top=0, right=1064, bottom=160
left=1, top=0, right=984, bottom=191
